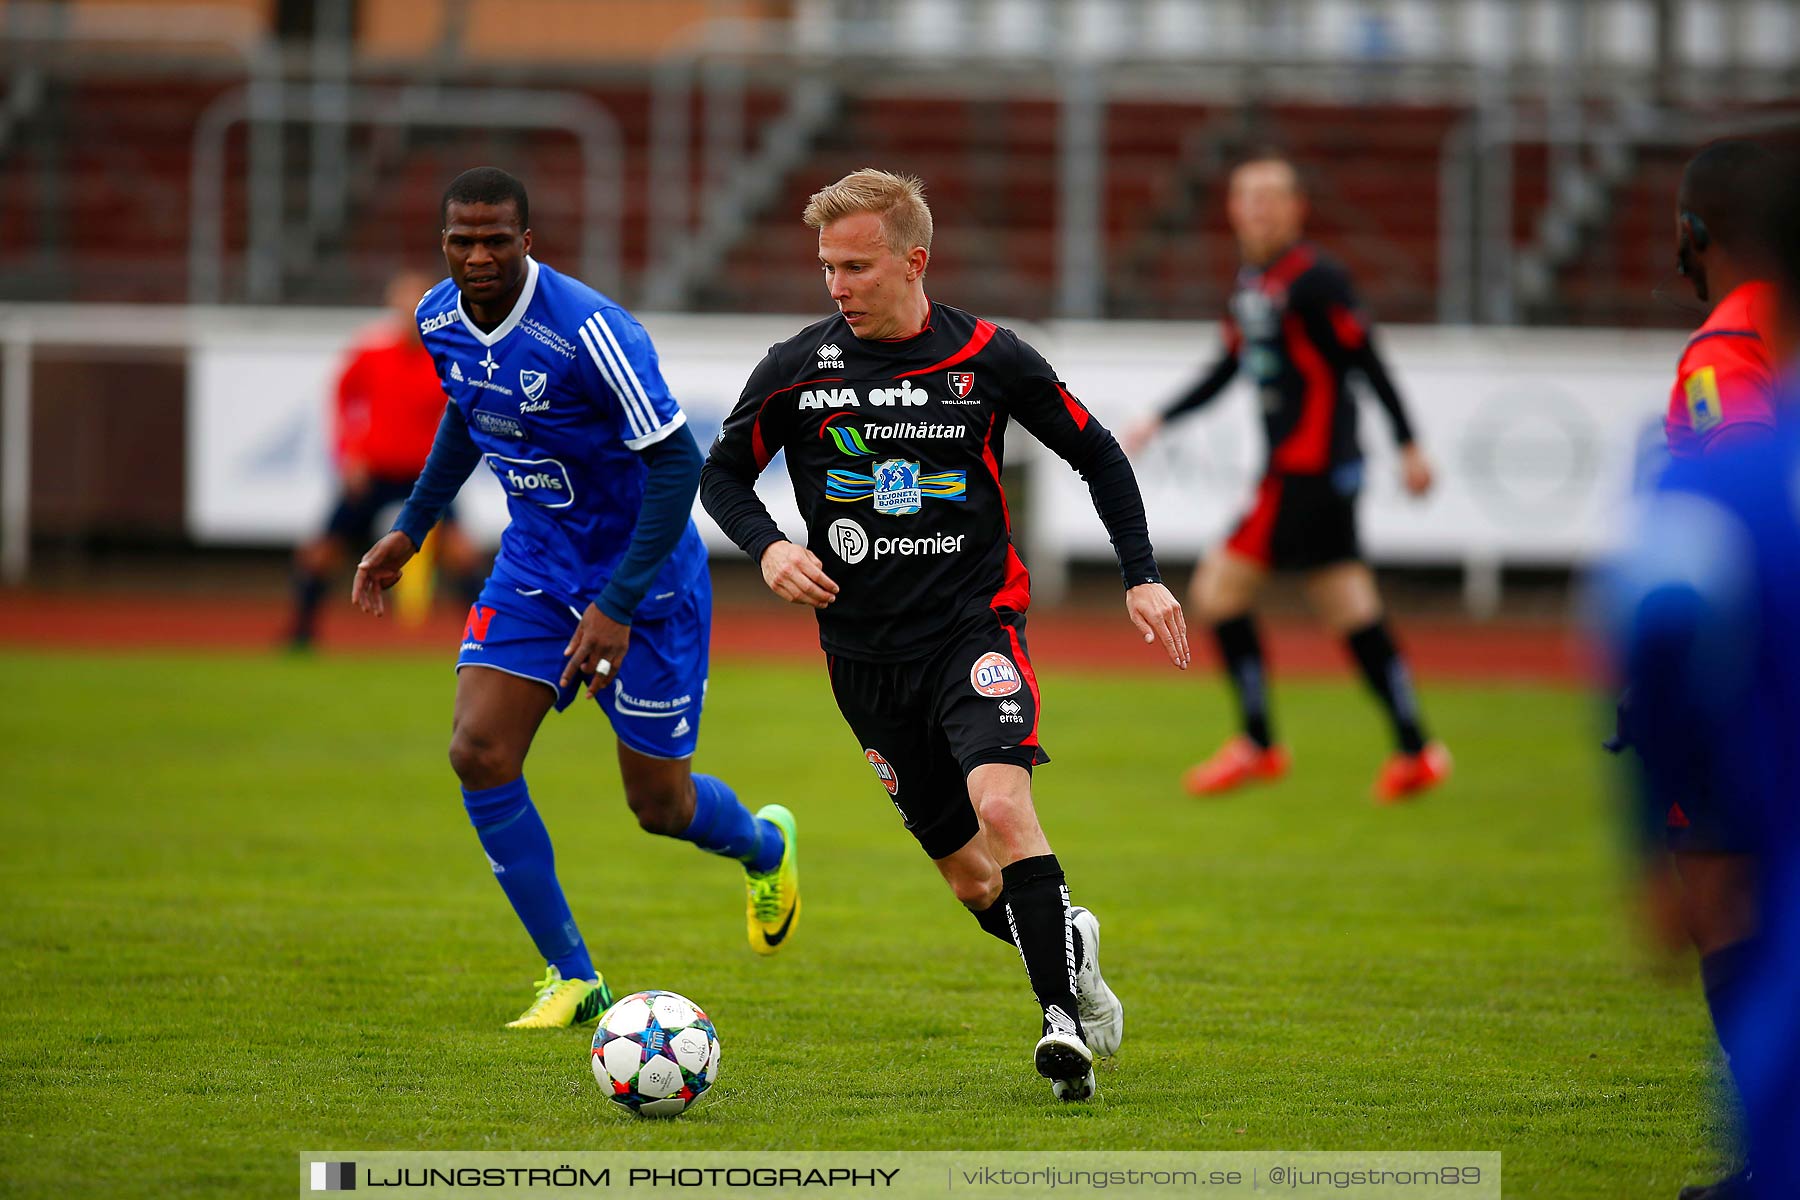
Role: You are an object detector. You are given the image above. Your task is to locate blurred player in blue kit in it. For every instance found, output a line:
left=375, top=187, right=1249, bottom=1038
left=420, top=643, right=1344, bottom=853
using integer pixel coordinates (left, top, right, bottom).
left=1598, top=146, right=1800, bottom=1200
left=353, top=168, right=798, bottom=1029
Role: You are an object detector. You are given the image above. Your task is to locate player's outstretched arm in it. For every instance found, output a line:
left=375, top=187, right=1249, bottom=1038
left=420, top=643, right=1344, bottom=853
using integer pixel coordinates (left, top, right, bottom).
left=758, top=541, right=839, bottom=609
left=352, top=530, right=416, bottom=616
left=1126, top=582, right=1190, bottom=670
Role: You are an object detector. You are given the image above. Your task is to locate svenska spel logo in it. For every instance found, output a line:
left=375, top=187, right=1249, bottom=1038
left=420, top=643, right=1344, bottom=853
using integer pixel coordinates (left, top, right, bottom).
left=310, top=1161, right=355, bottom=1191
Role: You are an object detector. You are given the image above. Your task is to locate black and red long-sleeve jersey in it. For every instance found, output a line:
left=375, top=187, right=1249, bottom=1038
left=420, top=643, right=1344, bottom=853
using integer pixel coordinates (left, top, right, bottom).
left=700, top=302, right=1162, bottom=662
left=1164, top=242, right=1416, bottom=474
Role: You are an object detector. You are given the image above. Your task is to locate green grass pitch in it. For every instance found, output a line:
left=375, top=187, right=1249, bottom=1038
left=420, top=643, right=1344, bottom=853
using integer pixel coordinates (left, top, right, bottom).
left=0, top=648, right=1729, bottom=1197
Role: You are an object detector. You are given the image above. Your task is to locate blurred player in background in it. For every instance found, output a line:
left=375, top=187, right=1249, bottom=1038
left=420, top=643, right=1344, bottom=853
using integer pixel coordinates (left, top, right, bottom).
left=702, top=169, right=1189, bottom=1103
left=285, top=269, right=482, bottom=649
left=1665, top=139, right=1781, bottom=461
left=1608, top=138, right=1784, bottom=1200
left=353, top=168, right=796, bottom=1030
left=1124, top=151, right=1446, bottom=803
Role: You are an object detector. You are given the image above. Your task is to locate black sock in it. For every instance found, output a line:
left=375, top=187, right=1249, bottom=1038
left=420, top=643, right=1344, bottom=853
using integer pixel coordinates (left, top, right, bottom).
left=290, top=572, right=326, bottom=643
left=970, top=890, right=1085, bottom=965
left=971, top=893, right=1016, bottom=946
left=1213, top=616, right=1273, bottom=747
left=1000, top=855, right=1081, bottom=1038
left=1346, top=620, right=1426, bottom=754
left=1701, top=937, right=1761, bottom=1061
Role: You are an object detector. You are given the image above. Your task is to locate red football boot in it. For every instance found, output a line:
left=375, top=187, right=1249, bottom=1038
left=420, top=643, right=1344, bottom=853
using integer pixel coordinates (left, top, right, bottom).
left=1183, top=736, right=1291, bottom=797
left=1372, top=741, right=1452, bottom=804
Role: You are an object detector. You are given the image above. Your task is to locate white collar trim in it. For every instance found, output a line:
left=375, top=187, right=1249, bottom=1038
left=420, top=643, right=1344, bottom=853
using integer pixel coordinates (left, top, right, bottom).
left=458, top=256, right=539, bottom=346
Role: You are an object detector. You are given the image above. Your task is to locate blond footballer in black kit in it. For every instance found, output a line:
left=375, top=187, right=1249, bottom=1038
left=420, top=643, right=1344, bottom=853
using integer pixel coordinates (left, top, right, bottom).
left=701, top=169, right=1189, bottom=1102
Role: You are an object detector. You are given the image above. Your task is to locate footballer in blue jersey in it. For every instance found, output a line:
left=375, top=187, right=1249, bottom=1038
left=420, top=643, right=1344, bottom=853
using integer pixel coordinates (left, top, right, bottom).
left=1601, top=417, right=1800, bottom=1200
left=353, top=168, right=799, bottom=1030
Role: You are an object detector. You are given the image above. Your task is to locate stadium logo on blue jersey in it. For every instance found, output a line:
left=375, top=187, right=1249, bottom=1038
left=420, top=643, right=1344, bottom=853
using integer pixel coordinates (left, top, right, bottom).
left=420, top=309, right=458, bottom=334
left=485, top=454, right=574, bottom=509
left=827, top=460, right=966, bottom=514
left=519, top=369, right=550, bottom=411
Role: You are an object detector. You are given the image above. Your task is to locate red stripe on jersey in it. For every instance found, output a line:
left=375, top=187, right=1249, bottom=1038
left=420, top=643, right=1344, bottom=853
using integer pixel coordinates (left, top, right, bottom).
left=749, top=375, right=840, bottom=470
left=1270, top=314, right=1335, bottom=474
left=980, top=414, right=1011, bottom=532
left=1328, top=303, right=1366, bottom=350
left=1005, top=624, right=1042, bottom=748
left=894, top=319, right=997, bottom=378
left=979, top=414, right=1032, bottom=612
left=992, top=546, right=1032, bottom=614
left=1224, top=475, right=1284, bottom=566
left=1263, top=244, right=1316, bottom=293
left=1054, top=383, right=1090, bottom=431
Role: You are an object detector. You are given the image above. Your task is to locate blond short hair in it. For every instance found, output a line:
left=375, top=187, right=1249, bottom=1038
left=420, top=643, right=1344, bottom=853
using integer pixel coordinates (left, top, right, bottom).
left=803, top=168, right=933, bottom=256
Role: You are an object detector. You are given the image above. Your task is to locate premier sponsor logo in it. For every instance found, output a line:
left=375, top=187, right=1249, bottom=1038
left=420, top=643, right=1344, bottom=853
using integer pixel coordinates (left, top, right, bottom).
left=420, top=309, right=458, bottom=333
left=871, top=532, right=964, bottom=559
left=970, top=651, right=1022, bottom=697
left=826, top=518, right=868, bottom=564
left=825, top=518, right=963, bottom=563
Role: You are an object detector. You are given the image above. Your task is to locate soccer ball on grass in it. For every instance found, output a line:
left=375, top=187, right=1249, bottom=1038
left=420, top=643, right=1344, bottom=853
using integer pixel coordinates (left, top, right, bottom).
left=589, top=990, right=719, bottom=1117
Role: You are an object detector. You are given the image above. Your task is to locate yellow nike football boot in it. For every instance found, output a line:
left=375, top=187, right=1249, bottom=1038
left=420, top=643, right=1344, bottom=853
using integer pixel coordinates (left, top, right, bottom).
left=504, top=966, right=611, bottom=1029
left=745, top=804, right=799, bottom=956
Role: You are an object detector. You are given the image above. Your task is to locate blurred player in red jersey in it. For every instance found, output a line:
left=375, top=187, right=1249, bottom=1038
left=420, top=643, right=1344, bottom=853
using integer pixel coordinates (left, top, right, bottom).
left=286, top=270, right=482, bottom=648
left=1636, top=138, right=1783, bottom=1200
left=1124, top=152, right=1447, bottom=803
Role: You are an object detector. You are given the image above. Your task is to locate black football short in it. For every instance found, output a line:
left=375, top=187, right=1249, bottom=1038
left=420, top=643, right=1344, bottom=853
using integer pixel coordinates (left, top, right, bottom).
left=1225, top=464, right=1362, bottom=571
left=325, top=476, right=458, bottom=543
left=827, top=608, right=1049, bottom=860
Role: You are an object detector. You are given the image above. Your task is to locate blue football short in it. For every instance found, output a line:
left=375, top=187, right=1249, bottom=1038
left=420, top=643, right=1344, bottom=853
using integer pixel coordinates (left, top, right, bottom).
left=455, top=570, right=711, bottom=760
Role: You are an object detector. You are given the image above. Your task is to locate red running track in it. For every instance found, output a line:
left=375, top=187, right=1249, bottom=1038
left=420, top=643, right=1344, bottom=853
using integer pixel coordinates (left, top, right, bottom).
left=0, top=590, right=1591, bottom=686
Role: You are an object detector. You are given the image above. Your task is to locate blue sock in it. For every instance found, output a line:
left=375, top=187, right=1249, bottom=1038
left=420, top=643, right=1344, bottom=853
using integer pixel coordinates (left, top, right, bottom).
left=462, top=778, right=595, bottom=982
left=681, top=774, right=783, bottom=873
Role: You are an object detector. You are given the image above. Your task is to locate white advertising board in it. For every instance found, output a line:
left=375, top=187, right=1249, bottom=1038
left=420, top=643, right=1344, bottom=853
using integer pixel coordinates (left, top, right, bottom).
left=184, top=310, right=1680, bottom=572
left=1036, top=322, right=1678, bottom=568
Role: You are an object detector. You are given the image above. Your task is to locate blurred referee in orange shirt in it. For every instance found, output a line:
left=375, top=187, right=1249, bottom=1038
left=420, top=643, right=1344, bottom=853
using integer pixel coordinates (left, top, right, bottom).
left=1639, top=137, right=1781, bottom=1200
left=286, top=270, right=482, bottom=648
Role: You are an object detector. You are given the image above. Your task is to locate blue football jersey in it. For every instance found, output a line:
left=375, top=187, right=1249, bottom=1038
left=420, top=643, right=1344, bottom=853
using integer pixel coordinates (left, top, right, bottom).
left=414, top=257, right=705, bottom=615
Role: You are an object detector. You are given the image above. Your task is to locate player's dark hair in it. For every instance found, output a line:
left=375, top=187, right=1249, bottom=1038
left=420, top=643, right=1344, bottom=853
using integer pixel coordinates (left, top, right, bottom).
left=441, top=166, right=530, bottom=228
left=1680, top=139, right=1776, bottom=256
